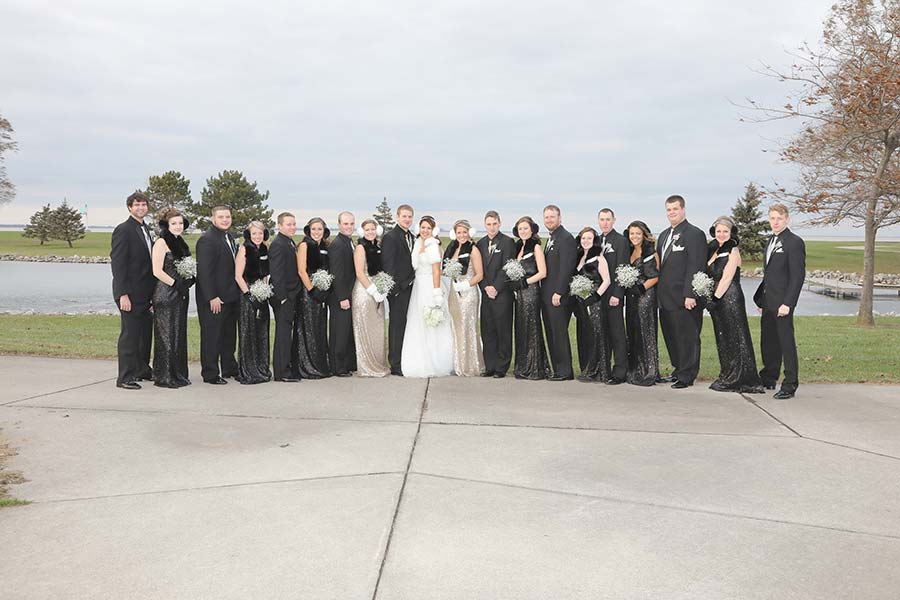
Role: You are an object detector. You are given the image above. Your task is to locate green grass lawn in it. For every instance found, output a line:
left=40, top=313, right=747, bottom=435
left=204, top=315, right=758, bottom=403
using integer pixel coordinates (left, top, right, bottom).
left=1, top=314, right=897, bottom=384
left=0, top=231, right=201, bottom=257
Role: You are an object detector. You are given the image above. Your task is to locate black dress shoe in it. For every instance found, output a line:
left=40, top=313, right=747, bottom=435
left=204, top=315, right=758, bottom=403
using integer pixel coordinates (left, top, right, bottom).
left=773, top=389, right=794, bottom=399
left=117, top=381, right=141, bottom=390
left=492, top=372, right=506, bottom=379
left=762, top=382, right=776, bottom=390
left=481, top=371, right=496, bottom=377
left=138, top=373, right=154, bottom=382
left=276, top=377, right=300, bottom=383
left=204, top=376, right=228, bottom=385
left=335, top=372, right=352, bottom=377
left=657, top=375, right=674, bottom=383
left=548, top=374, right=574, bottom=382
left=606, top=378, right=625, bottom=385
left=671, top=380, right=690, bottom=389
left=390, top=369, right=404, bottom=377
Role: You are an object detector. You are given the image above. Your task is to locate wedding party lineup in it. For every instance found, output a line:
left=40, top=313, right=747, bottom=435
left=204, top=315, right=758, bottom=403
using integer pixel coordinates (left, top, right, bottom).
left=111, top=192, right=806, bottom=400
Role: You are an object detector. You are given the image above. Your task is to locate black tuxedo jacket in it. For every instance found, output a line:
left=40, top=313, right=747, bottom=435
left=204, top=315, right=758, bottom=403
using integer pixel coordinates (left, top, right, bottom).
left=195, top=227, right=241, bottom=304
left=381, top=225, right=414, bottom=296
left=476, top=232, right=517, bottom=294
left=110, top=216, right=155, bottom=303
left=541, top=225, right=577, bottom=300
left=268, top=233, right=301, bottom=302
left=656, top=220, right=708, bottom=311
left=330, top=233, right=356, bottom=303
left=599, top=229, right=629, bottom=300
left=754, top=228, right=806, bottom=310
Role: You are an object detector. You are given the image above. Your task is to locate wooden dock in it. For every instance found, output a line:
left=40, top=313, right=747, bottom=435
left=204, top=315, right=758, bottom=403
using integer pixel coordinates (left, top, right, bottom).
left=805, top=277, right=900, bottom=298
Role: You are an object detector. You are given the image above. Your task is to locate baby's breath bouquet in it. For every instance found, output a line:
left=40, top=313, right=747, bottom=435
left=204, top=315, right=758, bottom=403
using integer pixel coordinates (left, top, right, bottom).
left=249, top=280, right=274, bottom=303
left=502, top=259, right=526, bottom=281
left=174, top=256, right=197, bottom=279
left=371, top=271, right=395, bottom=296
left=691, top=271, right=714, bottom=299
left=615, top=264, right=640, bottom=289
left=310, top=269, right=334, bottom=291
left=442, top=258, right=464, bottom=280
left=569, top=274, right=595, bottom=300
left=423, top=304, right=446, bottom=327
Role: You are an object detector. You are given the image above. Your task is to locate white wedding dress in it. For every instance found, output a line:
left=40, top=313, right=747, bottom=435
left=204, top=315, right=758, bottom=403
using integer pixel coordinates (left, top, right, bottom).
left=401, top=237, right=454, bottom=378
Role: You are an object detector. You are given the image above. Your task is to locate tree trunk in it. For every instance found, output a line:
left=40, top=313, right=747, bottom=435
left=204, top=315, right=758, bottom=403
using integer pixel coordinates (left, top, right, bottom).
left=67, top=239, right=73, bottom=248
left=857, top=214, right=876, bottom=326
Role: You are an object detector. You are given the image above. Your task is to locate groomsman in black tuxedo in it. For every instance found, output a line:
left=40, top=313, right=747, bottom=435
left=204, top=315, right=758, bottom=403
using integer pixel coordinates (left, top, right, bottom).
left=541, top=205, right=577, bottom=381
left=269, top=212, right=302, bottom=382
left=382, top=204, right=415, bottom=376
left=597, top=208, right=629, bottom=384
left=656, top=195, right=708, bottom=388
left=110, top=192, right=155, bottom=389
left=329, top=211, right=358, bottom=376
left=476, top=210, right=517, bottom=378
left=754, top=204, right=806, bottom=399
left=195, top=205, right=240, bottom=384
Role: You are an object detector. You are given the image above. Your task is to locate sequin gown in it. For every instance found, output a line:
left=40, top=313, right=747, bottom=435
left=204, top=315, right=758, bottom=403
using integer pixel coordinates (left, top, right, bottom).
left=708, top=242, right=764, bottom=393
left=152, top=252, right=190, bottom=387
left=237, top=242, right=272, bottom=384
left=295, top=238, right=332, bottom=378
left=573, top=248, right=610, bottom=382
left=352, top=241, right=389, bottom=377
left=625, top=246, right=660, bottom=386
left=448, top=261, right=485, bottom=376
left=513, top=241, right=549, bottom=380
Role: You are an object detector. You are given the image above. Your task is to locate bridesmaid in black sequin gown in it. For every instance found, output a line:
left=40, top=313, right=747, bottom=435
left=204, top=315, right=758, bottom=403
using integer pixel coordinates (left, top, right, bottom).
left=294, top=217, right=332, bottom=379
left=235, top=222, right=272, bottom=384
left=151, top=209, right=193, bottom=388
left=624, top=221, right=661, bottom=386
left=706, top=218, right=764, bottom=393
left=507, top=217, right=549, bottom=380
left=573, top=228, right=612, bottom=382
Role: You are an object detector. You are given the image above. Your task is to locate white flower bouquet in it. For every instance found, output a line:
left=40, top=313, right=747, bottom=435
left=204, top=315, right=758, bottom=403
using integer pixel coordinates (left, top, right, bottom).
left=423, top=304, right=446, bottom=327
left=615, top=264, right=640, bottom=289
left=692, top=271, right=714, bottom=299
left=249, top=280, right=274, bottom=303
left=502, top=259, right=526, bottom=281
left=310, top=269, right=334, bottom=291
left=442, top=258, right=464, bottom=280
left=174, top=256, right=197, bottom=279
left=569, top=274, right=595, bottom=300
left=371, top=271, right=395, bottom=296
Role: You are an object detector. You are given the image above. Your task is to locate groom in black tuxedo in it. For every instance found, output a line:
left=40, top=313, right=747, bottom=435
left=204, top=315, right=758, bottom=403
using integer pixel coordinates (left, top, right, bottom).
left=656, top=195, right=707, bottom=388
left=195, top=205, right=240, bottom=384
left=328, top=211, right=358, bottom=376
left=541, top=205, right=577, bottom=381
left=476, top=210, right=517, bottom=378
left=753, top=204, right=806, bottom=399
left=597, top=208, right=629, bottom=384
left=110, top=192, right=155, bottom=389
left=269, top=212, right=302, bottom=382
left=382, top=204, right=415, bottom=376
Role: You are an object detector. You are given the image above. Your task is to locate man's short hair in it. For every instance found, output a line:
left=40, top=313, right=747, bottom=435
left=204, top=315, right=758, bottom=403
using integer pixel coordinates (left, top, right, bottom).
left=484, top=210, right=500, bottom=222
left=277, top=211, right=295, bottom=225
left=665, top=195, right=685, bottom=208
left=396, top=204, right=414, bottom=216
left=127, top=191, right=149, bottom=208
left=543, top=204, right=561, bottom=215
left=211, top=204, right=231, bottom=216
left=598, top=208, right=615, bottom=218
left=769, top=203, right=790, bottom=217
left=337, top=211, right=354, bottom=223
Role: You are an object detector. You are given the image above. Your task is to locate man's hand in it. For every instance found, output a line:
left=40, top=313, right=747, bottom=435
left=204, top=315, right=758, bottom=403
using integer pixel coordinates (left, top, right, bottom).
left=609, top=296, right=620, bottom=307
left=119, top=294, right=132, bottom=312
left=777, top=304, right=790, bottom=317
left=552, top=293, right=562, bottom=307
left=210, top=297, right=223, bottom=314
left=485, top=285, right=497, bottom=299
left=340, top=299, right=351, bottom=310
left=757, top=307, right=763, bottom=314
left=684, top=297, right=697, bottom=310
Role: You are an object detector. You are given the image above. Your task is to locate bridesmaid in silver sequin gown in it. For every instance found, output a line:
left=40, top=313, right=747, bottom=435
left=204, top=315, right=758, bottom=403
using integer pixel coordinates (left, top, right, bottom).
left=352, top=219, right=390, bottom=377
left=508, top=216, right=549, bottom=380
left=444, top=219, right=485, bottom=377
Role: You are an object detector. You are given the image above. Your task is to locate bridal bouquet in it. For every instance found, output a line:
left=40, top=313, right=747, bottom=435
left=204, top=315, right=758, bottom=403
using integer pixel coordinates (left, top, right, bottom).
left=569, top=274, right=595, bottom=300
left=371, top=271, right=395, bottom=296
left=174, top=256, right=197, bottom=279
left=691, top=271, right=714, bottom=299
left=502, top=259, right=526, bottom=281
left=615, top=264, right=640, bottom=289
left=249, top=280, right=274, bottom=303
left=310, top=269, right=334, bottom=291
left=442, top=258, right=464, bottom=280
left=423, top=304, right=446, bottom=327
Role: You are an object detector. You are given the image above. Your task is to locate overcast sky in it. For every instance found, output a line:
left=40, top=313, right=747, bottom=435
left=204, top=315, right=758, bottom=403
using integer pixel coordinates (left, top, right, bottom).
left=3, top=0, right=890, bottom=237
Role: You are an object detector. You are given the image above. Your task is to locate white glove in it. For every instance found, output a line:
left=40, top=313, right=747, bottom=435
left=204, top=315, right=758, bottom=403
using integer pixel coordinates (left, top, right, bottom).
left=453, top=280, right=470, bottom=293
left=373, top=291, right=386, bottom=303
left=431, top=288, right=443, bottom=306
left=366, top=284, right=379, bottom=299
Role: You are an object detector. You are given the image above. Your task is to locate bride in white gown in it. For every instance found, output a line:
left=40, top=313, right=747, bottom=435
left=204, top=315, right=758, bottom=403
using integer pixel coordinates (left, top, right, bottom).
left=401, top=216, right=454, bottom=377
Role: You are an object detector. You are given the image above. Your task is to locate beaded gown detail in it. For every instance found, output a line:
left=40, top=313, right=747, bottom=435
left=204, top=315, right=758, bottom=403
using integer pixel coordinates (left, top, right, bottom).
left=295, top=238, right=332, bottom=379
left=352, top=239, right=389, bottom=377
left=448, top=260, right=485, bottom=376
left=237, top=241, right=272, bottom=384
left=513, top=239, right=549, bottom=380
left=708, top=241, right=764, bottom=393
left=625, top=243, right=660, bottom=386
left=573, top=246, right=610, bottom=382
left=152, top=250, right=190, bottom=387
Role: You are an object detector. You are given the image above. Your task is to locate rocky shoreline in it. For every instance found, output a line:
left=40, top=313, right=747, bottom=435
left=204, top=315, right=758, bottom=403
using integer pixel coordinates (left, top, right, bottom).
left=1, top=254, right=111, bottom=264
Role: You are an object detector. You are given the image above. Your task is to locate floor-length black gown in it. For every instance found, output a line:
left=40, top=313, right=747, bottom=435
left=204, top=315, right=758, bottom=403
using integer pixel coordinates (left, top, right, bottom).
left=513, top=239, right=549, bottom=380
left=573, top=246, right=610, bottom=382
left=625, top=242, right=660, bottom=386
left=294, top=238, right=332, bottom=379
left=153, top=251, right=190, bottom=388
left=708, top=240, right=764, bottom=393
left=237, top=240, right=272, bottom=384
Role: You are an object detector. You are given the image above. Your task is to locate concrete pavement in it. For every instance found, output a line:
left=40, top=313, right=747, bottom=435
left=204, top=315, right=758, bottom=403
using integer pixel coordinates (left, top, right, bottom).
left=1, top=356, right=899, bottom=599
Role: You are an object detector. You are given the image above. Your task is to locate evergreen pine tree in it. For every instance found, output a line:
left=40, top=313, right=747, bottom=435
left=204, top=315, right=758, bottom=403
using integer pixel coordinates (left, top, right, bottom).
left=23, top=204, right=53, bottom=245
left=730, top=182, right=770, bottom=259
left=143, top=170, right=192, bottom=215
left=188, top=170, right=274, bottom=234
left=373, top=197, right=395, bottom=230
left=49, top=200, right=86, bottom=248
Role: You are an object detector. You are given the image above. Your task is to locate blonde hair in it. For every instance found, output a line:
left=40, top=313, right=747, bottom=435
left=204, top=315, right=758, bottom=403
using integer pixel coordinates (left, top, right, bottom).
left=247, top=220, right=265, bottom=233
left=769, top=203, right=790, bottom=217
left=711, top=215, right=735, bottom=230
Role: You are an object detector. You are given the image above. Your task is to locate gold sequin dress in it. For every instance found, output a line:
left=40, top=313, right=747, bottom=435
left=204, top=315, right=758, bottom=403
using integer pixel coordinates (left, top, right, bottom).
left=448, top=261, right=485, bottom=376
left=351, top=278, right=390, bottom=377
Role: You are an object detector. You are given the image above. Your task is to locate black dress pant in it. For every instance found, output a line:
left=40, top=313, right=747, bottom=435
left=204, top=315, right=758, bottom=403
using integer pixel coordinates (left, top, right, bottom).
left=197, top=299, right=238, bottom=381
left=759, top=308, right=799, bottom=392
left=541, top=298, right=574, bottom=378
left=480, top=291, right=514, bottom=375
left=271, top=294, right=298, bottom=380
left=116, top=299, right=153, bottom=385
left=605, top=300, right=627, bottom=380
left=328, top=298, right=356, bottom=374
left=660, top=305, right=703, bottom=384
left=388, top=287, right=412, bottom=372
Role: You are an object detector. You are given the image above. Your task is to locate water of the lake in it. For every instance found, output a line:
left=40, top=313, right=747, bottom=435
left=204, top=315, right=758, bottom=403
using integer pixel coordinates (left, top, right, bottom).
left=1, top=261, right=898, bottom=316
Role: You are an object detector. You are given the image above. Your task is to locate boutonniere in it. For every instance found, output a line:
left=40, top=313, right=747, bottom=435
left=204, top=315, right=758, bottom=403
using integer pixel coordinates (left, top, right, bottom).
left=672, top=244, right=685, bottom=252
left=672, top=233, right=681, bottom=241
left=546, top=239, right=555, bottom=251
